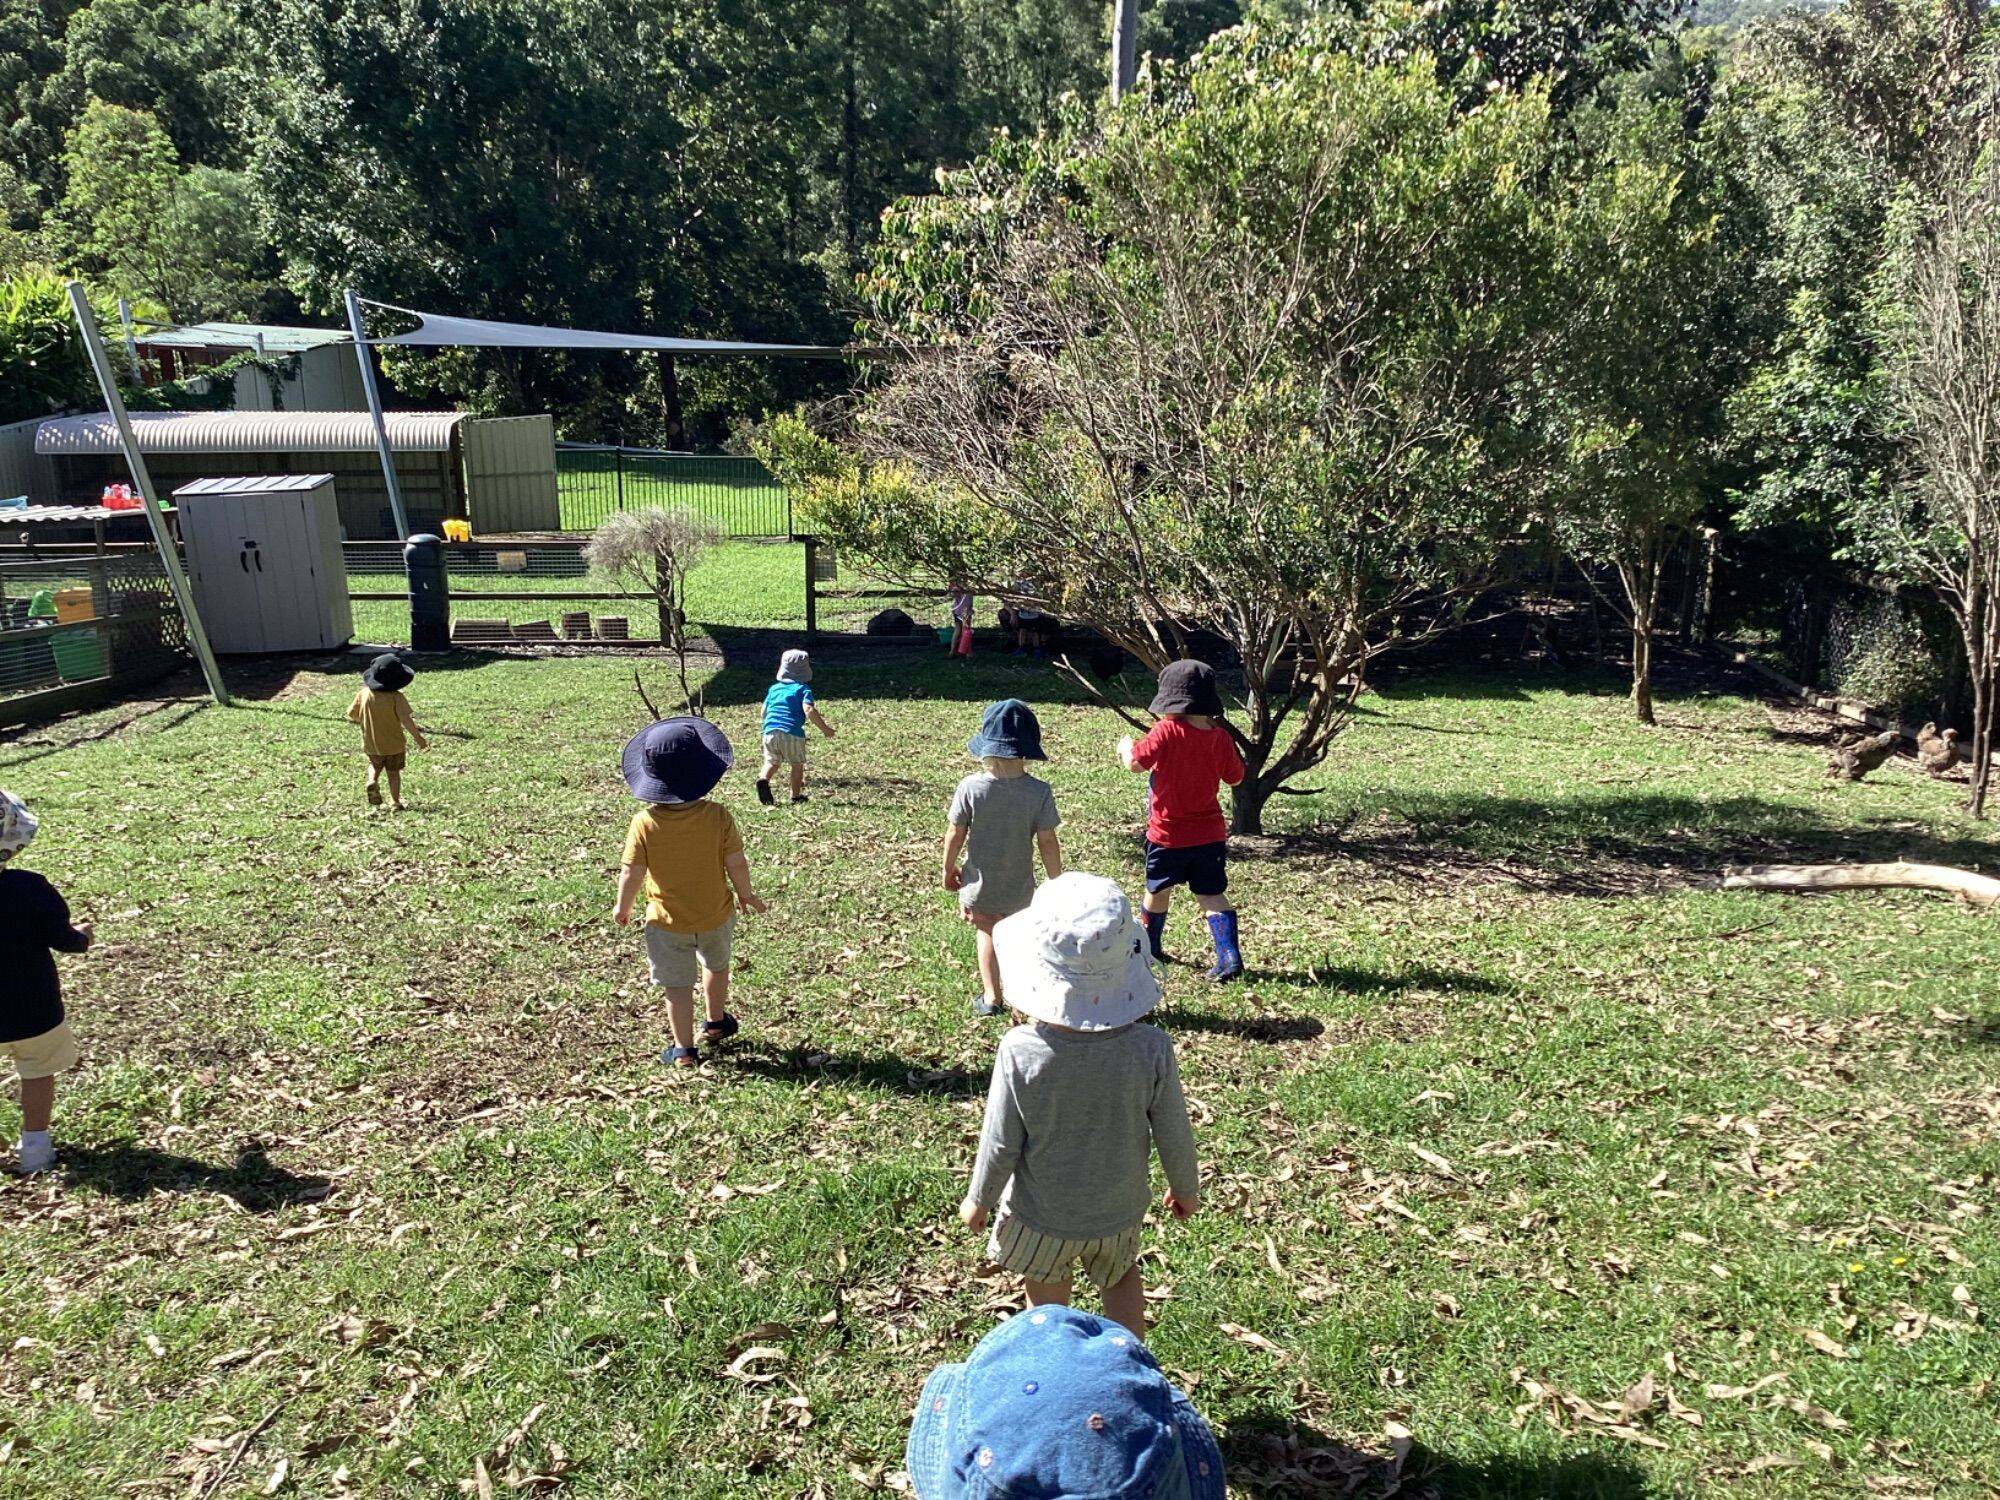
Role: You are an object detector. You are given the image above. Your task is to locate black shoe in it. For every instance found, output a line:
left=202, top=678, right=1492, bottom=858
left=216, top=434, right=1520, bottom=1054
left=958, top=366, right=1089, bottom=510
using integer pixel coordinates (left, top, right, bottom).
left=701, top=1012, right=740, bottom=1045
left=755, top=779, right=775, bottom=806
left=971, top=995, right=1006, bottom=1018
left=791, top=792, right=810, bottom=804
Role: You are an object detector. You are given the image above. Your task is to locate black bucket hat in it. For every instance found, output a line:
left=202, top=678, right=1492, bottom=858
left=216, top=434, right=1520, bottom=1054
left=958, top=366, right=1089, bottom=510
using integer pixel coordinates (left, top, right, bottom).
left=361, top=653, right=415, bottom=692
left=967, top=699, right=1047, bottom=761
left=1149, top=660, right=1224, bottom=717
left=622, top=716, right=735, bottom=804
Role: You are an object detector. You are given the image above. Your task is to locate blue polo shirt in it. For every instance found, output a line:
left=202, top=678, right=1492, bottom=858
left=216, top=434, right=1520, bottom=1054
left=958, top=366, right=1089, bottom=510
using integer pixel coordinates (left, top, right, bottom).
left=762, top=681, right=815, bottom=736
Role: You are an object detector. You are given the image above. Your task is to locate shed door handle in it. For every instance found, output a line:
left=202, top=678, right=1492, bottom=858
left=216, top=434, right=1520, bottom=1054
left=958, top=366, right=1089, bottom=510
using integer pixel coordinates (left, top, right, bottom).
left=239, top=550, right=249, bottom=572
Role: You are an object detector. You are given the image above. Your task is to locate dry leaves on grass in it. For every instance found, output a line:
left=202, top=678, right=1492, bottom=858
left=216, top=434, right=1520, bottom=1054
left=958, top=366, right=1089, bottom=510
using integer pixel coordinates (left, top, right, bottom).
left=1218, top=1323, right=1287, bottom=1358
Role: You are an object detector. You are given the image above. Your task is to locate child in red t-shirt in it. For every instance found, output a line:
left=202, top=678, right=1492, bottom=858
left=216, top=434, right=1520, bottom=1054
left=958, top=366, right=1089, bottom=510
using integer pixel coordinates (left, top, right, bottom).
left=1116, top=661, right=1247, bottom=982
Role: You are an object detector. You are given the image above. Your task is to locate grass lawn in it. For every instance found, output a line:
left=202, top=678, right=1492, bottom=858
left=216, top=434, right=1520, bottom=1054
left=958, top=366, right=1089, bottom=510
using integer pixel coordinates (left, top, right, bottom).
left=0, top=649, right=1995, bottom=1497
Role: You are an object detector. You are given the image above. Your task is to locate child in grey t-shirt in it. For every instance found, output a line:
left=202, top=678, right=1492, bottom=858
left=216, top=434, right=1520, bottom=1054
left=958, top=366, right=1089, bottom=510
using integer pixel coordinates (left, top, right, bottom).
left=944, top=700, right=1063, bottom=1018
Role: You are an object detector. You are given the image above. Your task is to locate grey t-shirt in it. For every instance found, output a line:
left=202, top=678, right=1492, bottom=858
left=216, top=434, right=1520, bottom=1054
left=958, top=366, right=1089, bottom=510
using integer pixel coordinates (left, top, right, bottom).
left=967, top=1022, right=1201, bottom=1240
left=948, top=772, right=1060, bottom=917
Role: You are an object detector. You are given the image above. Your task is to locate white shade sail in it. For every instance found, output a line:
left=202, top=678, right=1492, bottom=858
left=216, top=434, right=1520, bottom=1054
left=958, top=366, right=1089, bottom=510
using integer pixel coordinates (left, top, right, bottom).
left=361, top=301, right=844, bottom=358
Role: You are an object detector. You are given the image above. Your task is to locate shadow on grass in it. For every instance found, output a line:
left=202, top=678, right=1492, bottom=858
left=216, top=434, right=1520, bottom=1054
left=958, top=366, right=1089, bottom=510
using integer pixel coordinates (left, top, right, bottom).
left=59, top=1142, right=331, bottom=1210
left=1265, top=790, right=2000, bottom=898
left=1158, top=1007, right=1326, bottom=1043
left=0, top=697, right=209, bottom=766
left=724, top=1044, right=984, bottom=1099
left=1305, top=963, right=1511, bottom=997
left=1952, top=1013, right=2000, bottom=1047
left=1221, top=1416, right=1652, bottom=1498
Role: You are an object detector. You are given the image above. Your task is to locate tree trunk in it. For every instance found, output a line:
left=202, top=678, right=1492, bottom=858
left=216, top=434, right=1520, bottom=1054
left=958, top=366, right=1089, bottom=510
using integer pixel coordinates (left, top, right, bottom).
left=1620, top=537, right=1663, bottom=726
left=1632, top=622, right=1656, bottom=725
left=1971, top=639, right=1993, bottom=818
left=656, top=351, right=685, bottom=450
left=1230, top=774, right=1273, bottom=837
left=841, top=0, right=861, bottom=260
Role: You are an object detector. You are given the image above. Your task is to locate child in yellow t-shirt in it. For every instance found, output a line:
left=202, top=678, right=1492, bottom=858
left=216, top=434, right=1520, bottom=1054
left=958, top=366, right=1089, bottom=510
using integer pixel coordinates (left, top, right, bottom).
left=613, top=717, right=767, bottom=1067
left=345, top=654, right=428, bottom=810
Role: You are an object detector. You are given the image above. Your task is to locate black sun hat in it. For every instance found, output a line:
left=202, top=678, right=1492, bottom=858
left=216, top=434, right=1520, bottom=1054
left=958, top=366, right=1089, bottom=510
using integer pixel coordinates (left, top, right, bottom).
left=1149, top=660, right=1224, bottom=718
left=621, top=716, right=735, bottom=805
left=360, top=653, right=415, bottom=692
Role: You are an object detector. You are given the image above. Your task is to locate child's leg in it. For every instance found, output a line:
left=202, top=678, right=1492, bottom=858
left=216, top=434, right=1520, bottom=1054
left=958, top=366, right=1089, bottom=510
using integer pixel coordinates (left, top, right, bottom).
left=974, top=916, right=1004, bottom=1007
left=1023, top=1275, right=1075, bottom=1309
left=1102, top=1264, right=1147, bottom=1338
left=19, top=1073, right=54, bottom=1134
left=1195, top=892, right=1230, bottom=916
left=700, top=963, right=729, bottom=1025
left=365, top=761, right=382, bottom=804
left=788, top=758, right=806, bottom=798
left=759, top=752, right=780, bottom=782
left=386, top=765, right=403, bottom=807
left=664, top=985, right=697, bottom=1051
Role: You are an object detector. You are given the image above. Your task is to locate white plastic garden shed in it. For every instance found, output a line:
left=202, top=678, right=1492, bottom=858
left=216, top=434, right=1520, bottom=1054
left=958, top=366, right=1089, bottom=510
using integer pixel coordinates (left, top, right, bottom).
left=174, top=475, right=354, bottom=653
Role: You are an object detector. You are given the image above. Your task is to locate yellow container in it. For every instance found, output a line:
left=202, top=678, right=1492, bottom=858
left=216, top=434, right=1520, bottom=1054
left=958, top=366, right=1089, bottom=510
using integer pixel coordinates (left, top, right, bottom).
left=442, top=518, right=472, bottom=543
left=53, top=587, right=96, bottom=624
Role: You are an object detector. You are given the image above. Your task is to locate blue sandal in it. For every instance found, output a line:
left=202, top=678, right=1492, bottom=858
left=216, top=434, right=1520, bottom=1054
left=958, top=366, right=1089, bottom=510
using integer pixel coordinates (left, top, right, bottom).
left=970, top=995, right=1006, bottom=1018
left=702, top=1013, right=740, bottom=1044
left=660, top=1045, right=704, bottom=1068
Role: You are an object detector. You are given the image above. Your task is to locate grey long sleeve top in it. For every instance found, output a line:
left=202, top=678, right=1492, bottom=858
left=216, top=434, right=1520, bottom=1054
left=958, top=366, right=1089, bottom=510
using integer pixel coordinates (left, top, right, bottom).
left=966, top=1021, right=1201, bottom=1240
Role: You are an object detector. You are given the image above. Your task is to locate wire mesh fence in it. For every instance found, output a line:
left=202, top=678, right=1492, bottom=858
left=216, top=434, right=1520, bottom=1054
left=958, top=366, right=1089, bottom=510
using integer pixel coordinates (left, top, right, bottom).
left=0, top=548, right=189, bottom=721
left=343, top=538, right=665, bottom=645
left=555, top=447, right=791, bottom=537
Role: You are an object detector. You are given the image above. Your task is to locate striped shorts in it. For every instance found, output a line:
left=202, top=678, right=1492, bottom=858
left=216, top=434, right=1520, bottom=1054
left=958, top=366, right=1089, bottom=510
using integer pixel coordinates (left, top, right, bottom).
left=987, top=1215, right=1141, bottom=1292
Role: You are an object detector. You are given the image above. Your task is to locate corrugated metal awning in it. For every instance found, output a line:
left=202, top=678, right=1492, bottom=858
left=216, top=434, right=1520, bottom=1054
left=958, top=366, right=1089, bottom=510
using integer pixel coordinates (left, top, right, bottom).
left=0, top=505, right=123, bottom=522
left=36, top=411, right=463, bottom=457
left=134, top=322, right=351, bottom=354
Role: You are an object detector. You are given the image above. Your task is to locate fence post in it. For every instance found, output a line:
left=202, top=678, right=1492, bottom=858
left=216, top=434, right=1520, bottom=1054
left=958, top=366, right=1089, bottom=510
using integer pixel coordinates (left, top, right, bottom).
left=615, top=446, right=625, bottom=514
left=804, top=536, right=818, bottom=642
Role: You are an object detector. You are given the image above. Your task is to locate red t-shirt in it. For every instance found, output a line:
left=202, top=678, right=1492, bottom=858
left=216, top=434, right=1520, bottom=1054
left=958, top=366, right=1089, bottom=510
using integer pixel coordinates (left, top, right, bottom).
left=1131, top=718, right=1245, bottom=848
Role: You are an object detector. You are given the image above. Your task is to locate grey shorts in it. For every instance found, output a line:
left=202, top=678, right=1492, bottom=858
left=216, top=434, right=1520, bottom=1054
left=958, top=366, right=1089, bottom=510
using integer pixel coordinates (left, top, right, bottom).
left=644, top=916, right=736, bottom=988
left=762, top=731, right=808, bottom=766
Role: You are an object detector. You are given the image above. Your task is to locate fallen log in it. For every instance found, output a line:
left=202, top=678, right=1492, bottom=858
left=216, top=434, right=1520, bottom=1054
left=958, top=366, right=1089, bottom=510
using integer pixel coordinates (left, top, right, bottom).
left=1720, top=860, right=2000, bottom=908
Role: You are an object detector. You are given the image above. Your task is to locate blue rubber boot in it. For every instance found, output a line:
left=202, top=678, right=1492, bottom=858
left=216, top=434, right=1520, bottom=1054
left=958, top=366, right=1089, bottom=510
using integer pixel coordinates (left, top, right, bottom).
left=1205, top=910, right=1243, bottom=983
left=1143, top=908, right=1168, bottom=963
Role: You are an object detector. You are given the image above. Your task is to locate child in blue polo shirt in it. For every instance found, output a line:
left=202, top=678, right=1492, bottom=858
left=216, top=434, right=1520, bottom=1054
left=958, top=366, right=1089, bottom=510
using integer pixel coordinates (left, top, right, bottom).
left=756, top=650, right=836, bottom=805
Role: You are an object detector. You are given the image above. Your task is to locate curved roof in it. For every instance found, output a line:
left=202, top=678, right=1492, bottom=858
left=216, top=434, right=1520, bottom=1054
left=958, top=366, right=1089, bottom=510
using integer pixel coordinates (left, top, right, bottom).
left=36, top=410, right=464, bottom=456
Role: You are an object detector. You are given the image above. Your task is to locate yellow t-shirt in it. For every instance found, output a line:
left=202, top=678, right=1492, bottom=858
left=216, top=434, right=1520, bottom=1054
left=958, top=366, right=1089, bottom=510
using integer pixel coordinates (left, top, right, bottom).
left=621, top=801, right=742, bottom=932
left=347, top=688, right=415, bottom=756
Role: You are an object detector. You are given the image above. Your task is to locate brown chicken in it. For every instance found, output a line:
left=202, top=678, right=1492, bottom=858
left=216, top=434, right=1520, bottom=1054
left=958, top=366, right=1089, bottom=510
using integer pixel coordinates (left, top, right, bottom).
left=1826, top=730, right=1899, bottom=782
left=1915, top=722, right=1963, bottom=777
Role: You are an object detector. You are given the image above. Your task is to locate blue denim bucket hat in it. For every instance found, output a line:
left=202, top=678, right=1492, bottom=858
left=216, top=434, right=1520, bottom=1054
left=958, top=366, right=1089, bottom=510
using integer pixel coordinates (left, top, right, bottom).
left=905, top=1306, right=1224, bottom=1500
left=620, top=716, right=734, bottom=804
left=967, top=699, right=1046, bottom=761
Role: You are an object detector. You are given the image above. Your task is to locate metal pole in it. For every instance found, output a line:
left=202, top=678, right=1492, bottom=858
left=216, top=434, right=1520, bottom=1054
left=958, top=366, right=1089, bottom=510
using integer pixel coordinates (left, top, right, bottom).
left=66, top=280, right=230, bottom=707
left=344, top=288, right=412, bottom=539
left=1112, top=0, right=1139, bottom=101
left=804, top=536, right=818, bottom=642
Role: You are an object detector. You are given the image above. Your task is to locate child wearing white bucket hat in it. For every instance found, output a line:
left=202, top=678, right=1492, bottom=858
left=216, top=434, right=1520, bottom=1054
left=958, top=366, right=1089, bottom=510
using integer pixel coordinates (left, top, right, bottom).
left=957, top=873, right=1201, bottom=1336
left=756, top=650, right=837, bottom=806
left=0, top=790, right=92, bottom=1174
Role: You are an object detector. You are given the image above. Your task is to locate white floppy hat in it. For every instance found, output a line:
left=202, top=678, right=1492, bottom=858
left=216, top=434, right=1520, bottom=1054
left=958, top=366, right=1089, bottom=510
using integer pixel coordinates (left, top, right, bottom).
left=993, top=873, right=1162, bottom=1030
left=777, top=649, right=812, bottom=684
left=0, top=788, right=38, bottom=864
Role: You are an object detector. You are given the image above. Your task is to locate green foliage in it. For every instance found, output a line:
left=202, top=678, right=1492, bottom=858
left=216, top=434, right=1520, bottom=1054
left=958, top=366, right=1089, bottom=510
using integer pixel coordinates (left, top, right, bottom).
left=1825, top=594, right=1946, bottom=716
left=0, top=268, right=110, bottom=423
left=55, top=98, right=264, bottom=319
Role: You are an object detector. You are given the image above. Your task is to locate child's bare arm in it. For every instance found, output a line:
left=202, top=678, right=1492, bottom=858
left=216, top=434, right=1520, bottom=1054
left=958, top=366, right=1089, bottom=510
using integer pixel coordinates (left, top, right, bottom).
left=1036, top=828, right=1063, bottom=880
left=1152, top=1046, right=1202, bottom=1218
left=724, top=851, right=767, bottom=914
left=612, top=863, right=647, bottom=926
left=942, top=823, right=969, bottom=891
left=345, top=694, right=363, bottom=725
left=1117, top=734, right=1144, bottom=772
left=808, top=706, right=835, bottom=737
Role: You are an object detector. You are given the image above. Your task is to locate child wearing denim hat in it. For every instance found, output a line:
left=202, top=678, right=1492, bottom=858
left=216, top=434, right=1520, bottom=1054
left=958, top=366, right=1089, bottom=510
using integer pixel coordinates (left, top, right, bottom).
left=958, top=873, right=1200, bottom=1336
left=1, top=790, right=92, bottom=1175
left=944, top=699, right=1063, bottom=1018
left=905, top=1303, right=1224, bottom=1500
left=614, top=717, right=767, bottom=1067
left=756, top=650, right=836, bottom=806
left=1117, top=660, right=1247, bottom=982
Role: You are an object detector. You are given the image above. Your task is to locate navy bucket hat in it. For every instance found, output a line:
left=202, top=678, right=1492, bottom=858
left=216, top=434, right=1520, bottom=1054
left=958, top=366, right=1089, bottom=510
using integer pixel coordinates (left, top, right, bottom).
left=905, top=1306, right=1224, bottom=1500
left=621, top=716, right=734, bottom=805
left=1149, top=660, right=1224, bottom=718
left=360, top=652, right=415, bottom=692
left=967, top=699, right=1046, bottom=761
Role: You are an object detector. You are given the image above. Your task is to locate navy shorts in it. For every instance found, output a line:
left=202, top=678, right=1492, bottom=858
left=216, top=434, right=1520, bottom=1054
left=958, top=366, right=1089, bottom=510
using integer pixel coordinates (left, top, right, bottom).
left=1143, top=839, right=1228, bottom=897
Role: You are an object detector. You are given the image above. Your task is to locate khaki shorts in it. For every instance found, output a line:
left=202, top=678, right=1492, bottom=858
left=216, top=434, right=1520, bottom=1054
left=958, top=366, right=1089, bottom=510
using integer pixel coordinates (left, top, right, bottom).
left=367, top=752, right=407, bottom=772
left=987, top=1214, right=1141, bottom=1292
left=761, top=731, right=808, bottom=766
left=4, top=1021, right=79, bottom=1080
left=644, top=916, right=736, bottom=988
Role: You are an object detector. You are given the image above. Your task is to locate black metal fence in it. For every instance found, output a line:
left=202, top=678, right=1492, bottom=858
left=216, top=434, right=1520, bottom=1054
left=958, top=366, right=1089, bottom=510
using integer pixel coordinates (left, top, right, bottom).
left=343, top=538, right=665, bottom=645
left=0, top=547, right=190, bottom=725
left=555, top=446, right=791, bottom=537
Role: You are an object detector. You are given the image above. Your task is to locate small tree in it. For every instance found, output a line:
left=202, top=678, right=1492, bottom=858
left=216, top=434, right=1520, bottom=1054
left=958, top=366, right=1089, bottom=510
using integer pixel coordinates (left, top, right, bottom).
left=1545, top=89, right=1751, bottom=724
left=768, top=33, right=1562, bottom=836
left=584, top=508, right=721, bottom=715
left=1864, top=146, right=2000, bottom=815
